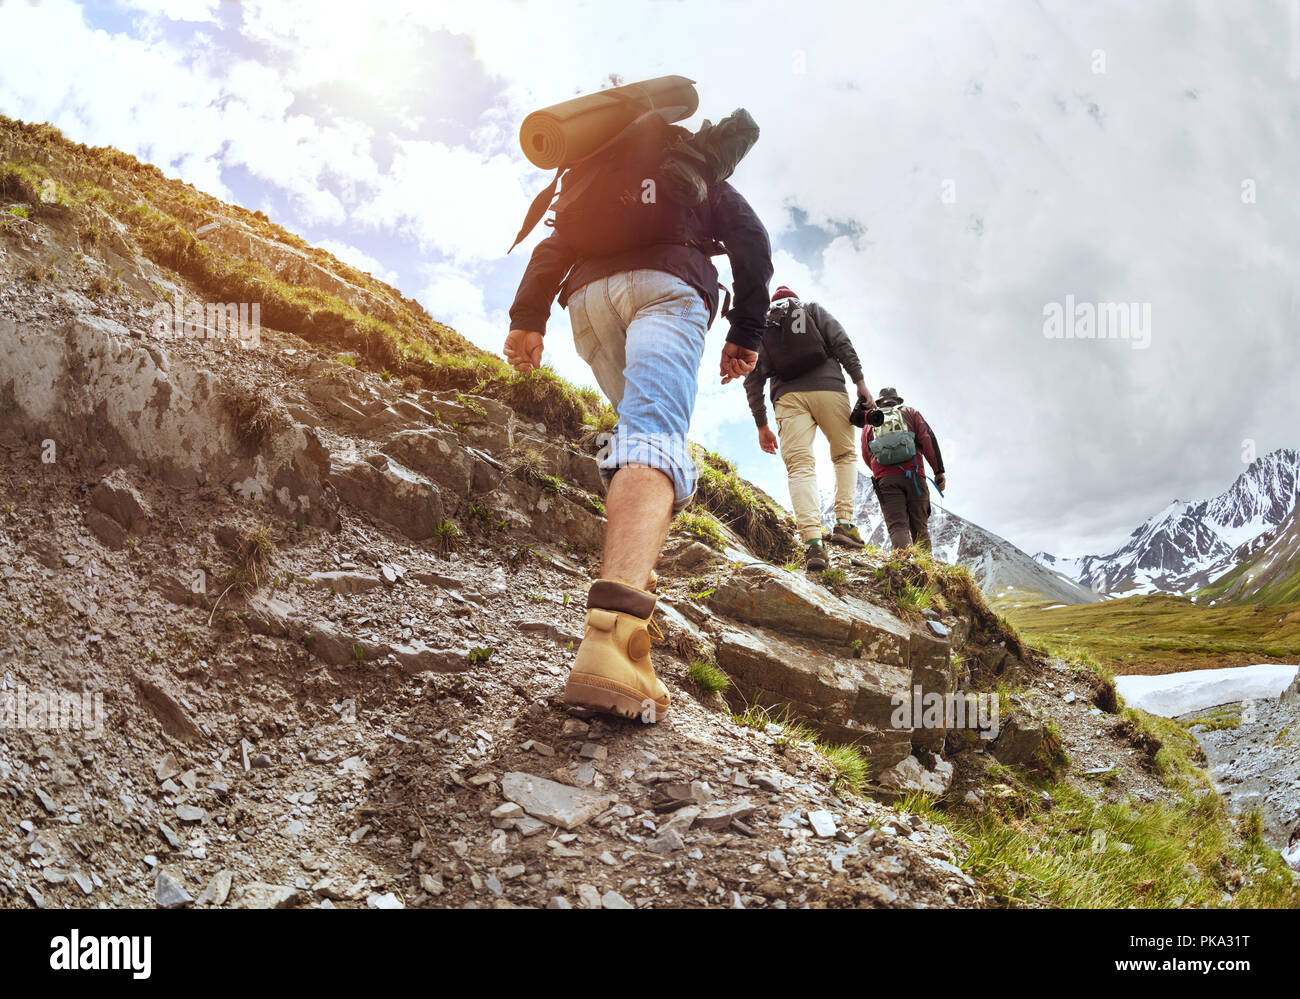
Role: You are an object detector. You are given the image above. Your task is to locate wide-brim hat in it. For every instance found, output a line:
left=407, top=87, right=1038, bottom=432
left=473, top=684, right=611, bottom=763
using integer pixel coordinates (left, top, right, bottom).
left=875, top=387, right=903, bottom=406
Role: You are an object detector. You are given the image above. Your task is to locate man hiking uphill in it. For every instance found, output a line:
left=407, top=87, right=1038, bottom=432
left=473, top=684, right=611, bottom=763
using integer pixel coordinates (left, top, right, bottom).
left=862, top=386, right=946, bottom=551
left=504, top=79, right=772, bottom=725
left=743, top=286, right=873, bottom=572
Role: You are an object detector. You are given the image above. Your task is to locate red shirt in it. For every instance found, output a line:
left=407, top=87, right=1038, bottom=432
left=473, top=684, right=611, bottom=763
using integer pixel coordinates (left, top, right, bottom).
left=862, top=406, right=941, bottom=480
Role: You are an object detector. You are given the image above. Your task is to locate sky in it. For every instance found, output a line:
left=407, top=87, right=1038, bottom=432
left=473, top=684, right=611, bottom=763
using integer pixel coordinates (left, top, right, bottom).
left=2, top=0, right=1298, bottom=558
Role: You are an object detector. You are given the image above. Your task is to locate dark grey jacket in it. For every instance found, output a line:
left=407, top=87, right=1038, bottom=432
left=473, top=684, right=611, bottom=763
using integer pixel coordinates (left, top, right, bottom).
left=743, top=300, right=865, bottom=427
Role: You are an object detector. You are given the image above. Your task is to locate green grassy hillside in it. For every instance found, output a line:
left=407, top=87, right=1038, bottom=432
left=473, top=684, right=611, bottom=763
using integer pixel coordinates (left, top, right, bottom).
left=1005, top=593, right=1300, bottom=675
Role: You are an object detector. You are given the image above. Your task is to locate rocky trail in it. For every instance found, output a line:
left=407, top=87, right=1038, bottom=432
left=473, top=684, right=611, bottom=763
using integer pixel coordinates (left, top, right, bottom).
left=1, top=118, right=1293, bottom=910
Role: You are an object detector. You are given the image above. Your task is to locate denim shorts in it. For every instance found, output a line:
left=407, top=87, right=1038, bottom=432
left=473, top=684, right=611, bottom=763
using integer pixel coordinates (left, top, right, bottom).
left=567, top=269, right=709, bottom=512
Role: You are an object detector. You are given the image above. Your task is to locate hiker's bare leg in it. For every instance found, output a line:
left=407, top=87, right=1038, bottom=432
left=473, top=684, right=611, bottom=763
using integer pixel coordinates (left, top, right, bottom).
left=601, top=465, right=673, bottom=589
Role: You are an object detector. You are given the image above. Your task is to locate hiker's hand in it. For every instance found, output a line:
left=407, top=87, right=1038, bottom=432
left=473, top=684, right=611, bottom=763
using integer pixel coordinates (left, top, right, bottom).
left=936, top=473, right=947, bottom=491
left=856, top=380, right=873, bottom=401
left=758, top=426, right=778, bottom=454
left=504, top=329, right=544, bottom=374
left=720, top=342, right=758, bottom=383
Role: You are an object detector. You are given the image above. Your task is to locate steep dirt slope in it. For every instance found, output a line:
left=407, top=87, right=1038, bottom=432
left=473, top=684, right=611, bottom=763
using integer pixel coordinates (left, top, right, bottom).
left=2, top=117, right=1294, bottom=910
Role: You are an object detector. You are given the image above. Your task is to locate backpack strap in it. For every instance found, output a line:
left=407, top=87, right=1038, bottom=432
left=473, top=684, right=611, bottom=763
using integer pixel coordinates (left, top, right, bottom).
left=509, top=170, right=562, bottom=253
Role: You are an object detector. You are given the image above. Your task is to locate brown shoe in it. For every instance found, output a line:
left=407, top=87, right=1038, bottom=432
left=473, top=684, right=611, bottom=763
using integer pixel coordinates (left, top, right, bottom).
left=804, top=540, right=829, bottom=573
left=828, top=522, right=866, bottom=549
left=564, top=579, right=669, bottom=723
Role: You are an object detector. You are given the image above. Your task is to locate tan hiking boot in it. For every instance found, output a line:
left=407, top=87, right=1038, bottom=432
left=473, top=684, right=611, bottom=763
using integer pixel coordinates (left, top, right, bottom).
left=804, top=539, right=829, bottom=573
left=565, top=579, right=669, bottom=723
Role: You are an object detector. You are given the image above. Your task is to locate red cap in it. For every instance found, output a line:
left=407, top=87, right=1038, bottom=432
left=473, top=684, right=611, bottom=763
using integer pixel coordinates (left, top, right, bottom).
left=771, top=285, right=798, bottom=303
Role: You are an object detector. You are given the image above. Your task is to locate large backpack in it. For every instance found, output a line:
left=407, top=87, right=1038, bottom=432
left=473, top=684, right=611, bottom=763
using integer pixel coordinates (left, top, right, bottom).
left=510, top=113, right=707, bottom=257
left=868, top=404, right=917, bottom=466
left=761, top=300, right=828, bottom=380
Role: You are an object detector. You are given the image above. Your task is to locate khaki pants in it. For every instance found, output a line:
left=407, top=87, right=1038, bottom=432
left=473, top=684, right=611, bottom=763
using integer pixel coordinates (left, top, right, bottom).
left=774, top=390, right=858, bottom=542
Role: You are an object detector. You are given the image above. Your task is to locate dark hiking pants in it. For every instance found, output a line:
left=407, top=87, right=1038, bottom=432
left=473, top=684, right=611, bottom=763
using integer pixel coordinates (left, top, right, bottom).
left=873, top=474, right=931, bottom=551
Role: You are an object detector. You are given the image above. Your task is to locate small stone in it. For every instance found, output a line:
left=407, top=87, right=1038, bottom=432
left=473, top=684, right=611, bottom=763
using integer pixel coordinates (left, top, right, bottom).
left=366, top=892, right=404, bottom=909
left=250, top=754, right=273, bottom=768
left=198, top=870, right=233, bottom=906
left=601, top=890, right=634, bottom=909
left=154, top=753, right=181, bottom=782
left=420, top=873, right=445, bottom=895
left=579, top=742, right=607, bottom=761
left=513, top=816, right=548, bottom=837
left=72, top=872, right=94, bottom=896
left=647, top=829, right=685, bottom=854
left=697, top=799, right=756, bottom=830
left=155, top=870, right=193, bottom=909
left=577, top=883, right=602, bottom=909
left=523, top=740, right=556, bottom=757
left=547, top=896, right=572, bottom=909
left=159, top=823, right=181, bottom=848
left=808, top=810, right=837, bottom=838
left=598, top=851, right=618, bottom=866
left=175, top=805, right=207, bottom=824
left=561, top=719, right=590, bottom=738
left=490, top=802, right=524, bottom=820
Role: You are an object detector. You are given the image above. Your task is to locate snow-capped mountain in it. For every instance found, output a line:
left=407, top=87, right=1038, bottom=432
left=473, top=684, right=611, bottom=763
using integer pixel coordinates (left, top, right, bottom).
left=822, top=472, right=1096, bottom=607
left=1200, top=497, right=1300, bottom=606
left=1034, top=449, right=1300, bottom=596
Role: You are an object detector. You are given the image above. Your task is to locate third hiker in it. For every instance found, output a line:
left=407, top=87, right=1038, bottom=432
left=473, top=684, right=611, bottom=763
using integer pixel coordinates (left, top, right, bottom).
left=744, top=285, right=872, bottom=572
left=862, top=386, right=946, bottom=551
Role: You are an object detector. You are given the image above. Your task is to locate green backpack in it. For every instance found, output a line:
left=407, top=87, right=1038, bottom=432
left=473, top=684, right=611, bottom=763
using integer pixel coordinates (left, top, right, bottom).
left=867, top=405, right=917, bottom=466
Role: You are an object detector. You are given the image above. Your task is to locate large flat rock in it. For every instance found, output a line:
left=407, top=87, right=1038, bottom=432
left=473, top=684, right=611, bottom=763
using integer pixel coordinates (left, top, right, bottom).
left=709, top=563, right=910, bottom=667
left=501, top=772, right=614, bottom=830
left=714, top=623, right=913, bottom=775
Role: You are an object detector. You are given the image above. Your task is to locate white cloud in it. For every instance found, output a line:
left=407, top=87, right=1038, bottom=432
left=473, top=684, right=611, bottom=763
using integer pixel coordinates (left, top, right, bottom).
left=4, top=0, right=1297, bottom=558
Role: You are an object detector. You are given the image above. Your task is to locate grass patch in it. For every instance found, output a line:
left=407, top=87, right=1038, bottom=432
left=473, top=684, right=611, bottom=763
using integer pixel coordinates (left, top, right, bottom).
left=820, top=567, right=847, bottom=588
left=674, top=510, right=726, bottom=551
left=222, top=382, right=286, bottom=449
left=942, top=779, right=1297, bottom=909
left=1184, top=705, right=1243, bottom=732
left=687, top=445, right=797, bottom=564
left=687, top=659, right=730, bottom=695
left=434, top=518, right=461, bottom=554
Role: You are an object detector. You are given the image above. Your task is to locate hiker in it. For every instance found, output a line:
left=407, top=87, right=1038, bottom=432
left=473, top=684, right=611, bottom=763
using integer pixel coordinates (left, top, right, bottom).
left=504, top=102, right=772, bottom=724
left=743, top=286, right=873, bottom=572
left=862, top=387, right=946, bottom=551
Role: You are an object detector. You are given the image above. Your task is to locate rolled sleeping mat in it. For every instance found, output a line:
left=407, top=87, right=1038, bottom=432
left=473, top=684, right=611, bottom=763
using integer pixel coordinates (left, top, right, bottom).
left=519, top=75, right=699, bottom=169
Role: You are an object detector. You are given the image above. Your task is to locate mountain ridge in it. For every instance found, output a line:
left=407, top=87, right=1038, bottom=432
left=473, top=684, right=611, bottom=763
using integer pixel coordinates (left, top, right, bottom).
left=1034, top=449, right=1300, bottom=597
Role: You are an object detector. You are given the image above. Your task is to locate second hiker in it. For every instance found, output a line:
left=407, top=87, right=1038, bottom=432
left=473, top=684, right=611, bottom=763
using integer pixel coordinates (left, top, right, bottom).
left=744, top=285, right=873, bottom=572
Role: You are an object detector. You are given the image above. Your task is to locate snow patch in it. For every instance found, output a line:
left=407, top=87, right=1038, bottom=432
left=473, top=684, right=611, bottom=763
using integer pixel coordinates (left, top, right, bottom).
left=1115, top=664, right=1300, bottom=718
